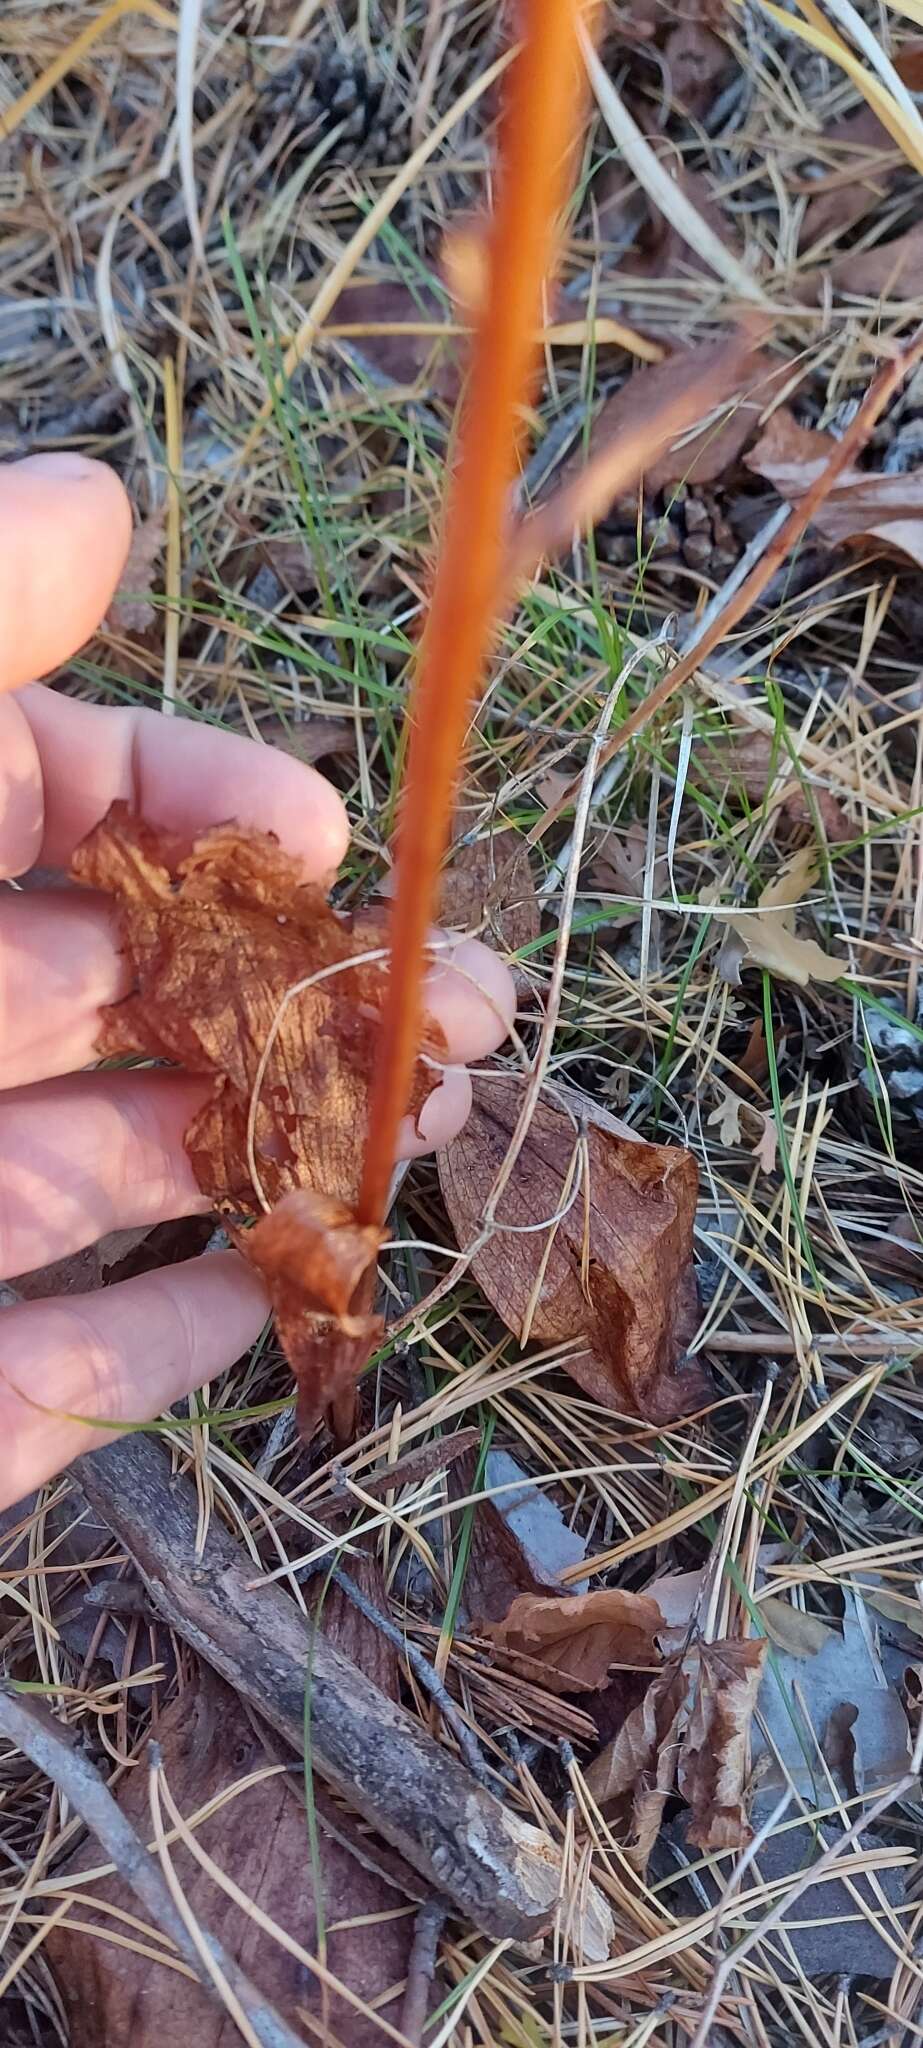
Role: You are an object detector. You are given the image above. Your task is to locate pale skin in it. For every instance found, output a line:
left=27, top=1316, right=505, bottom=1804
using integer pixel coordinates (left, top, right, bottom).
left=0, top=454, right=516, bottom=1510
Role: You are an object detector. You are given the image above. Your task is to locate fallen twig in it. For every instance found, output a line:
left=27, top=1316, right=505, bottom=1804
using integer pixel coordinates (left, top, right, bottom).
left=72, top=1434, right=613, bottom=1957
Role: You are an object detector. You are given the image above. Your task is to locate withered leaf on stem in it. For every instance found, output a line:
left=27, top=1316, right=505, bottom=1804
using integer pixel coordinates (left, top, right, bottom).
left=48, top=1561, right=417, bottom=2048
left=585, top=1637, right=766, bottom=1869
left=71, top=805, right=445, bottom=1431
left=483, top=1587, right=665, bottom=1695
left=438, top=1073, right=708, bottom=1423
left=438, top=826, right=540, bottom=968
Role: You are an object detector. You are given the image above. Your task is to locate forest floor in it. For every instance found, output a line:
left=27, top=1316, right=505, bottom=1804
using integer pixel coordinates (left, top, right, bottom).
left=4, top=1, right=923, bottom=2044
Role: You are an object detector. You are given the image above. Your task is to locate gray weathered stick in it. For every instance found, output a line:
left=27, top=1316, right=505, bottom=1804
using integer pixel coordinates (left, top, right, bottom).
left=73, top=1434, right=611, bottom=1954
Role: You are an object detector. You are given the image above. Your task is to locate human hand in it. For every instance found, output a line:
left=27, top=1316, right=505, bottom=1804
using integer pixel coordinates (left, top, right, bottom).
left=0, top=455, right=515, bottom=1509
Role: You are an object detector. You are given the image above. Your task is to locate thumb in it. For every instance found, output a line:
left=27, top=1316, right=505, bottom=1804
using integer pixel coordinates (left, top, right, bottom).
left=0, top=454, right=133, bottom=693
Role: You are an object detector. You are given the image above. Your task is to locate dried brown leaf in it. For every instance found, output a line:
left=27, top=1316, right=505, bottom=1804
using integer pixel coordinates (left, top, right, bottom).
left=725, top=847, right=843, bottom=988
left=108, top=511, right=167, bottom=635
left=326, top=277, right=461, bottom=403
left=438, top=1073, right=709, bottom=1422
left=438, top=828, right=540, bottom=963
left=71, top=805, right=444, bottom=1427
left=662, top=20, right=731, bottom=115
left=829, top=222, right=923, bottom=301
left=896, top=38, right=923, bottom=88
left=48, top=1562, right=414, bottom=2048
left=585, top=1636, right=766, bottom=1868
left=560, top=342, right=779, bottom=504
left=679, top=1638, right=766, bottom=1851
left=747, top=406, right=923, bottom=570
left=13, top=1219, right=215, bottom=1302
left=483, top=1587, right=664, bottom=1694
left=585, top=1658, right=690, bottom=1869
left=706, top=723, right=849, bottom=837
left=255, top=710, right=358, bottom=765
left=799, top=106, right=900, bottom=251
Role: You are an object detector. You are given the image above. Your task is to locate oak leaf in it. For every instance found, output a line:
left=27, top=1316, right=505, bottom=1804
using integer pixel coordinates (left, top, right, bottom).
left=725, top=847, right=843, bottom=989
left=438, top=826, right=540, bottom=970
left=438, top=1072, right=708, bottom=1423
left=71, top=805, right=444, bottom=1432
left=483, top=1587, right=664, bottom=1695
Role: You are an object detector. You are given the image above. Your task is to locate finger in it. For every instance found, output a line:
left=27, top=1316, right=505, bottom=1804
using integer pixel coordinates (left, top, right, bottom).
left=0, top=455, right=132, bottom=693
left=0, top=1071, right=208, bottom=1279
left=0, top=1254, right=269, bottom=1511
left=0, top=1065, right=475, bottom=1278
left=0, top=892, right=515, bottom=1090
left=0, top=684, right=350, bottom=883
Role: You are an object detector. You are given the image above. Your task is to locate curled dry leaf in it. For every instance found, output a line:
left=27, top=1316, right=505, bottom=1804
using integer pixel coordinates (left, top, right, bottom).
left=746, top=406, right=923, bottom=572
left=829, top=222, right=923, bottom=301
left=438, top=1072, right=709, bottom=1423
left=71, top=804, right=444, bottom=1433
left=325, top=276, right=461, bottom=403
left=585, top=1637, right=766, bottom=1869
left=724, top=846, right=843, bottom=989
left=47, top=1562, right=416, bottom=2048
left=555, top=341, right=779, bottom=504
left=483, top=1587, right=664, bottom=1695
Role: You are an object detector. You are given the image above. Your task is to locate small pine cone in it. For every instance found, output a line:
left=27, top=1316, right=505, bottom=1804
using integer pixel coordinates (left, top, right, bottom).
left=597, top=483, right=739, bottom=581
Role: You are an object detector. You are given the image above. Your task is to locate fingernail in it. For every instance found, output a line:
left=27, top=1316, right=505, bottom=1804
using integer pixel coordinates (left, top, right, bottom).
left=16, top=452, right=102, bottom=484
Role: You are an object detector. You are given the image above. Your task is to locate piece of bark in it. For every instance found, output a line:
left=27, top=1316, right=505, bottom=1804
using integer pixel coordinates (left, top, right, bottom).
left=73, top=1434, right=613, bottom=1957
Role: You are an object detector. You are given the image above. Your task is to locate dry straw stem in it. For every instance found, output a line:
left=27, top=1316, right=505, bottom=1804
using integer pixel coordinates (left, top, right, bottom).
left=538, top=327, right=923, bottom=840
left=358, top=0, right=592, bottom=1229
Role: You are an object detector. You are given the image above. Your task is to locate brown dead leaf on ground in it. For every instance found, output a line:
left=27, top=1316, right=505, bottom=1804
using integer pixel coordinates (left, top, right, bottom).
left=829, top=222, right=923, bottom=300
left=560, top=342, right=780, bottom=503
left=254, top=711, right=358, bottom=766
left=438, top=827, right=540, bottom=964
left=585, top=1637, right=766, bottom=1868
left=71, top=805, right=444, bottom=1432
left=483, top=1587, right=664, bottom=1694
left=798, top=106, right=900, bottom=252
left=325, top=277, right=461, bottom=403
left=48, top=1560, right=416, bottom=2048
left=662, top=20, right=731, bottom=119
left=705, top=723, right=849, bottom=837
left=107, top=510, right=166, bottom=635
left=896, top=38, right=923, bottom=88
left=746, top=407, right=923, bottom=570
left=438, top=1072, right=709, bottom=1423
left=723, top=847, right=843, bottom=989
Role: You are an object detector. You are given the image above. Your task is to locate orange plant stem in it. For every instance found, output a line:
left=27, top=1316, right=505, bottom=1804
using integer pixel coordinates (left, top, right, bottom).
left=358, top=0, right=589, bottom=1229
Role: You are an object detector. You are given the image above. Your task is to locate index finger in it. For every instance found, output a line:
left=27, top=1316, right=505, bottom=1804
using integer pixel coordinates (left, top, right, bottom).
left=0, top=685, right=350, bottom=882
